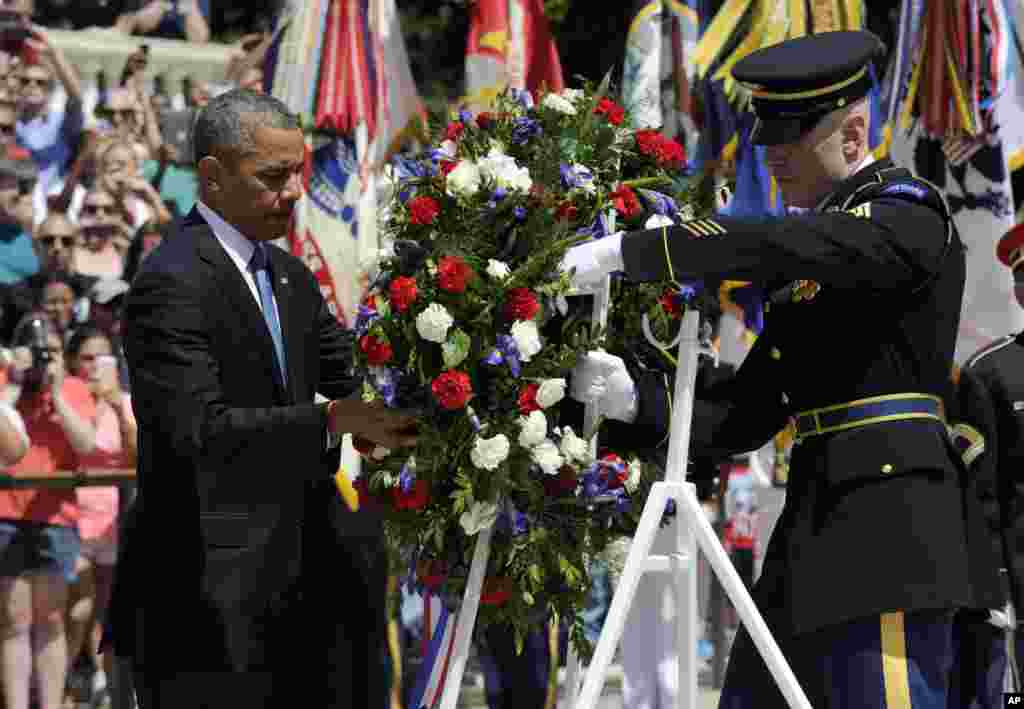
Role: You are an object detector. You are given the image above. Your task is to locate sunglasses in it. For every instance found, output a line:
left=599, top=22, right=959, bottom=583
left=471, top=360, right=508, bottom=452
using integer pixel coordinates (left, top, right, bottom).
left=18, top=77, right=49, bottom=88
left=81, top=204, right=116, bottom=217
left=37, top=234, right=74, bottom=248
left=75, top=353, right=112, bottom=362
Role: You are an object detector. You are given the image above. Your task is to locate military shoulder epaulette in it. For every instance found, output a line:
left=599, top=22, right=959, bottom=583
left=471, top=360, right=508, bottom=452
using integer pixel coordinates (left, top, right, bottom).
left=965, top=334, right=1018, bottom=369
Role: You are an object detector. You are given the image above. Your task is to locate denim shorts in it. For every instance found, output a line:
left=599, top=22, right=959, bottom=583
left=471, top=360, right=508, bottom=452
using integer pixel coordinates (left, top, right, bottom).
left=0, top=520, right=80, bottom=583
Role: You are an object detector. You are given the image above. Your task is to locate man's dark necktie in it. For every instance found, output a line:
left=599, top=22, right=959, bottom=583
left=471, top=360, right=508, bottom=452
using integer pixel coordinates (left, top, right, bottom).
left=248, top=242, right=288, bottom=389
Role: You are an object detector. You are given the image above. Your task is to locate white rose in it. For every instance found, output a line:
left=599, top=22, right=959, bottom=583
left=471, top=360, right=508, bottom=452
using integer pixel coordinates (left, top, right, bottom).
left=479, top=149, right=533, bottom=193
left=536, top=378, right=566, bottom=408
left=517, top=410, right=548, bottom=448
left=542, top=93, right=577, bottom=115
left=531, top=439, right=565, bottom=475
left=624, top=458, right=643, bottom=494
left=560, top=88, right=584, bottom=103
left=558, top=426, right=590, bottom=464
left=416, top=303, right=454, bottom=343
left=510, top=320, right=543, bottom=362
left=486, top=259, right=511, bottom=280
left=460, top=499, right=500, bottom=535
left=446, top=160, right=481, bottom=196
left=645, top=214, right=675, bottom=229
left=470, top=433, right=511, bottom=471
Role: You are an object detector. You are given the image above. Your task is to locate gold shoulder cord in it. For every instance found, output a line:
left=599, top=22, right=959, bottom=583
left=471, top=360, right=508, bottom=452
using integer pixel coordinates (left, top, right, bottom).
left=662, top=225, right=677, bottom=283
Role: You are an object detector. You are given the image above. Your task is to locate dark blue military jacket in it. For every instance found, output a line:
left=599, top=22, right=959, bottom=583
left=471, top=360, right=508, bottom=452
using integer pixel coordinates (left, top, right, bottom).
left=621, top=158, right=1003, bottom=635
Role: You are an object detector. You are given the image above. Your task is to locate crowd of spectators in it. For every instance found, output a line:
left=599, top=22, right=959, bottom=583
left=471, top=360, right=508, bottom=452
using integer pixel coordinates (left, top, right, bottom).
left=0, top=2, right=279, bottom=707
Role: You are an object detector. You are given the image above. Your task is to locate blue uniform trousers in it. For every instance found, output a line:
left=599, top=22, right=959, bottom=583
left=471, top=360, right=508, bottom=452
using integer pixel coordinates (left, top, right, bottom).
left=479, top=624, right=551, bottom=709
left=719, top=610, right=955, bottom=709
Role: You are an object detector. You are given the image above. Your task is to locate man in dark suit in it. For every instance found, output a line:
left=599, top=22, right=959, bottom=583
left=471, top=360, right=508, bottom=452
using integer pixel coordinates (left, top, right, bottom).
left=561, top=31, right=1002, bottom=708
left=105, top=88, right=418, bottom=707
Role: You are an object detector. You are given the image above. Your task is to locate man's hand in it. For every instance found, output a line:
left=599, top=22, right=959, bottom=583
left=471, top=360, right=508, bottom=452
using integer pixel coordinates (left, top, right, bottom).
left=133, top=1, right=173, bottom=33
left=559, top=232, right=625, bottom=289
left=570, top=351, right=638, bottom=423
left=43, top=356, right=64, bottom=393
left=330, top=394, right=419, bottom=450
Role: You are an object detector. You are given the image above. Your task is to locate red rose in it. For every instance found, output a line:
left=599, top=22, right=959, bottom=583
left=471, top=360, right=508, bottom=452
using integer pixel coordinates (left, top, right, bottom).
left=480, top=576, right=513, bottom=606
left=437, top=255, right=474, bottom=293
left=392, top=478, right=431, bottom=511
left=543, top=465, right=580, bottom=497
left=656, top=138, right=686, bottom=167
left=610, top=185, right=641, bottom=219
left=503, top=287, right=540, bottom=321
left=518, top=383, right=541, bottom=414
left=440, top=161, right=459, bottom=177
left=408, top=195, right=440, bottom=225
left=635, top=129, right=663, bottom=158
left=445, top=122, right=465, bottom=141
left=601, top=453, right=629, bottom=489
left=359, top=334, right=393, bottom=365
left=388, top=276, right=418, bottom=312
left=476, top=112, right=495, bottom=129
left=555, top=201, right=578, bottom=222
left=659, top=288, right=684, bottom=318
left=594, top=97, right=625, bottom=125
left=432, top=370, right=473, bottom=410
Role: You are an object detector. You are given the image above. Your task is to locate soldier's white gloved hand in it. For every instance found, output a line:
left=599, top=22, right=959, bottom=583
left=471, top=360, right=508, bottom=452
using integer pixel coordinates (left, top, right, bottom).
left=570, top=351, right=638, bottom=423
left=559, top=232, right=625, bottom=289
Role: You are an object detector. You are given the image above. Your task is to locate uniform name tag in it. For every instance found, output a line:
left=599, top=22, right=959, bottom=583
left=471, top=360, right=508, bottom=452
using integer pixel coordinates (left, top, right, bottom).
left=1014, top=402, right=1024, bottom=411
left=1005, top=693, right=1022, bottom=706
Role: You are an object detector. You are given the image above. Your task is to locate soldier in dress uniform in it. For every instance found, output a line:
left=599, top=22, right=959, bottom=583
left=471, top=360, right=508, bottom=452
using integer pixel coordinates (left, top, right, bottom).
left=560, top=29, right=1003, bottom=708
left=947, top=222, right=1024, bottom=707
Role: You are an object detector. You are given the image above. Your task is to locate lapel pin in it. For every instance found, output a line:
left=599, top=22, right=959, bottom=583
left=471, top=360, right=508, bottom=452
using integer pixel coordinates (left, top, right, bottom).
left=280, top=276, right=288, bottom=284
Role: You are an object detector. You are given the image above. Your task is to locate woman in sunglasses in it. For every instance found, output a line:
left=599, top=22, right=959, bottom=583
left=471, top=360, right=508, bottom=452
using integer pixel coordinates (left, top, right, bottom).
left=72, top=188, right=132, bottom=281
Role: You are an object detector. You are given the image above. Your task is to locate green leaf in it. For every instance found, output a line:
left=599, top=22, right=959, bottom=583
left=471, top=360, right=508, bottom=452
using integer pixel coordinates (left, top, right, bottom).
left=442, top=328, right=471, bottom=369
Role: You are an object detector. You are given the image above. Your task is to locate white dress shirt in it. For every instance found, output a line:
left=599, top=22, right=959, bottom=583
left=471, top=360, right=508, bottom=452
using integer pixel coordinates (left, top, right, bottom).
left=195, top=200, right=283, bottom=328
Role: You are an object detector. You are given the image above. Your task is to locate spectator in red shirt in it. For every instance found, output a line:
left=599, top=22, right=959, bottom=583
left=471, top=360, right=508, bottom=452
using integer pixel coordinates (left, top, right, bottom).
left=0, top=312, right=96, bottom=709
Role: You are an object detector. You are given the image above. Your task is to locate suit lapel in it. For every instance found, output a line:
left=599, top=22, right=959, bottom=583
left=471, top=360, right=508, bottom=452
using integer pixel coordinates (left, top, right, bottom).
left=193, top=222, right=290, bottom=404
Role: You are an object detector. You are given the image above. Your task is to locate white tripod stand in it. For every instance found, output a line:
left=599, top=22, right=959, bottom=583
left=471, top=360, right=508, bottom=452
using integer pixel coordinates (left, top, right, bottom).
left=563, top=301, right=814, bottom=709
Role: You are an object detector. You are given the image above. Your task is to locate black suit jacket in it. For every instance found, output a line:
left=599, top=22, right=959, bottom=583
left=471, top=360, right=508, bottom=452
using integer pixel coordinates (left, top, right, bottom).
left=107, top=208, right=382, bottom=694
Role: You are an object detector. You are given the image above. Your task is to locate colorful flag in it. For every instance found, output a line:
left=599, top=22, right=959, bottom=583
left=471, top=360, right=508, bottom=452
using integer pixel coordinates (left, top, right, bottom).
left=885, top=0, right=1021, bottom=362
left=464, top=0, right=564, bottom=110
left=621, top=0, right=701, bottom=155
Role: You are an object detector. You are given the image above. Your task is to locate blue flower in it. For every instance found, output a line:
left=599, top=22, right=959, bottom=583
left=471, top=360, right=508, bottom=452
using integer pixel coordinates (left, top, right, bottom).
left=514, top=206, right=528, bottom=222
left=354, top=303, right=379, bottom=338
left=458, top=109, right=473, bottom=124
left=399, top=461, right=416, bottom=493
left=637, top=188, right=678, bottom=216
left=508, top=88, right=534, bottom=110
left=512, top=117, right=542, bottom=145
left=577, top=211, right=612, bottom=240
left=492, top=187, right=508, bottom=202
left=560, top=163, right=595, bottom=192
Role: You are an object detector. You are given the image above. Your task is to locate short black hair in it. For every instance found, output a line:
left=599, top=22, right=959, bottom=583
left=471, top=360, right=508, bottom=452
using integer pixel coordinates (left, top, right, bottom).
left=191, top=88, right=299, bottom=165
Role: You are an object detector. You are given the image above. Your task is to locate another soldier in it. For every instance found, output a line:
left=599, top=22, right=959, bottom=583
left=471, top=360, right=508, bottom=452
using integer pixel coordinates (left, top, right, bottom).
left=561, top=30, right=1001, bottom=708
left=948, top=222, right=1024, bottom=707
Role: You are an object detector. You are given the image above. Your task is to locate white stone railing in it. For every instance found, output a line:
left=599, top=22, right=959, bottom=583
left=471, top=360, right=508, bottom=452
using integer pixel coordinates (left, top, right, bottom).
left=47, top=27, right=234, bottom=88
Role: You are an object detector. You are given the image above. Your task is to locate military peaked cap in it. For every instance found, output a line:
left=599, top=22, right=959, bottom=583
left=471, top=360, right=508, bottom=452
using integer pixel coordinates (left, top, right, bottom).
left=732, top=30, right=885, bottom=146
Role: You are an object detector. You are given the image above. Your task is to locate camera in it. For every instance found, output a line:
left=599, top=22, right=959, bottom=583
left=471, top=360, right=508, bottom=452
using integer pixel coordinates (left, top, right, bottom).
left=11, top=314, right=53, bottom=393
left=0, top=8, right=29, bottom=55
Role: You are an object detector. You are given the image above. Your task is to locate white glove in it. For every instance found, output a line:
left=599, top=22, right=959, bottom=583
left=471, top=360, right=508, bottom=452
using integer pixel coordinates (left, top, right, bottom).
left=570, top=351, right=638, bottom=423
left=559, top=232, right=625, bottom=289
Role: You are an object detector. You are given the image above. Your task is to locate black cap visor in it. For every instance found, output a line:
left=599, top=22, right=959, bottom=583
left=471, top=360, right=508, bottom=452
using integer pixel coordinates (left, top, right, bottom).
left=751, top=113, right=827, bottom=146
